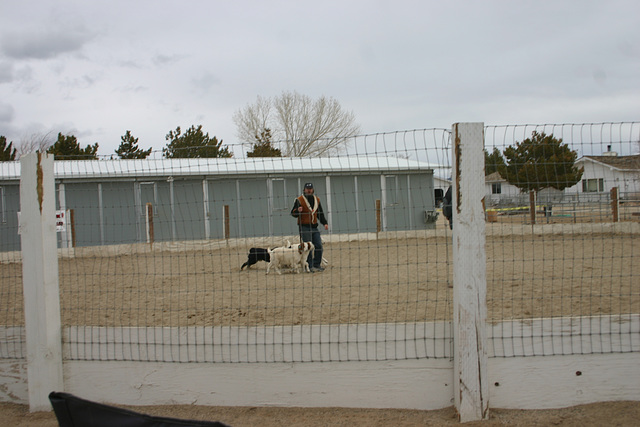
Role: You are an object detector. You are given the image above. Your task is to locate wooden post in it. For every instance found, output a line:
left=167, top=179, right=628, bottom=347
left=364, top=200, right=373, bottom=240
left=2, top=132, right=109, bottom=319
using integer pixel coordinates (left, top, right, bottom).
left=69, top=208, right=76, bottom=248
left=203, top=180, right=210, bottom=240
left=145, top=203, right=154, bottom=247
left=375, top=199, right=381, bottom=235
left=19, top=153, right=63, bottom=412
left=611, top=187, right=619, bottom=222
left=224, top=205, right=230, bottom=240
left=452, top=123, right=489, bottom=422
left=529, top=191, right=536, bottom=225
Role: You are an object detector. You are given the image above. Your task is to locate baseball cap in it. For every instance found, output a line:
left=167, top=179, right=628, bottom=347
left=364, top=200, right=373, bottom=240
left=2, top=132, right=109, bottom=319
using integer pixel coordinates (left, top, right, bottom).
left=304, top=182, right=313, bottom=189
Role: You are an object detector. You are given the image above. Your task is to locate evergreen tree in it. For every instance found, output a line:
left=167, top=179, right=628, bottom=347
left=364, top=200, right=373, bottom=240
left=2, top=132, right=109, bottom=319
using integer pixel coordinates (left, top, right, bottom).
left=163, top=125, right=232, bottom=158
left=115, top=130, right=152, bottom=159
left=0, top=136, right=17, bottom=161
left=501, top=131, right=583, bottom=193
left=484, top=147, right=506, bottom=176
left=247, top=128, right=282, bottom=157
left=47, top=133, right=99, bottom=160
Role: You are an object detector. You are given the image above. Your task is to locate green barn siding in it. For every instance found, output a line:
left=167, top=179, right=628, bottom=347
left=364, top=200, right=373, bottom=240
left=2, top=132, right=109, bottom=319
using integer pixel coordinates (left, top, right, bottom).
left=270, top=177, right=303, bottom=237
left=172, top=179, right=205, bottom=240
left=1, top=168, right=436, bottom=252
left=141, top=181, right=172, bottom=243
left=137, top=181, right=157, bottom=242
left=64, top=183, right=101, bottom=247
left=101, top=182, right=136, bottom=244
left=384, top=174, right=404, bottom=231
left=327, top=176, right=358, bottom=234
left=0, top=184, right=20, bottom=252
left=409, top=173, right=436, bottom=230
left=208, top=179, right=239, bottom=239
left=237, top=179, right=268, bottom=238
left=356, top=175, right=382, bottom=233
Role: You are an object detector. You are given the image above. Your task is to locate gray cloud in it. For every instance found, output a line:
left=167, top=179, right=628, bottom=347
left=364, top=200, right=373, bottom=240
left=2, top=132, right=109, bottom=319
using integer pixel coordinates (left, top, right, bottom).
left=0, top=62, right=12, bottom=83
left=1, top=28, right=95, bottom=60
left=0, top=102, right=15, bottom=124
left=118, top=59, right=143, bottom=69
left=117, top=85, right=148, bottom=94
left=0, top=1, right=637, bottom=157
left=60, top=74, right=98, bottom=90
left=152, top=53, right=187, bottom=67
left=12, top=66, right=39, bottom=94
left=191, top=72, right=220, bottom=94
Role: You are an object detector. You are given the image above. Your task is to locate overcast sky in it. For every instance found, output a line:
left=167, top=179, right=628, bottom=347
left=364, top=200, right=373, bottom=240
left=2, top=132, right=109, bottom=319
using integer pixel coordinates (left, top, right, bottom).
left=1, top=0, right=638, bottom=157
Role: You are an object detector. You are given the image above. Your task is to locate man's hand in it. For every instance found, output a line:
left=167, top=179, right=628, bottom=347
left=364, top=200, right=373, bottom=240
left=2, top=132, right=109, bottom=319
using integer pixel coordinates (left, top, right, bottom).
left=324, top=224, right=329, bottom=230
left=298, top=207, right=303, bottom=212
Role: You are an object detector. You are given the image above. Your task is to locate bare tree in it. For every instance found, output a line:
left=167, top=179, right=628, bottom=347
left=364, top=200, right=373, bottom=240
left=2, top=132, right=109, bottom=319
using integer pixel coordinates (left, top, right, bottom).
left=234, top=95, right=271, bottom=145
left=233, top=91, right=360, bottom=157
left=16, top=131, right=56, bottom=157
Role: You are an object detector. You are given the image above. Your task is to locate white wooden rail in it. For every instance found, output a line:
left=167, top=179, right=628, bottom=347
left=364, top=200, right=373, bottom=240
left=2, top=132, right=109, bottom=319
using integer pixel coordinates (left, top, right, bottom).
left=2, top=315, right=638, bottom=410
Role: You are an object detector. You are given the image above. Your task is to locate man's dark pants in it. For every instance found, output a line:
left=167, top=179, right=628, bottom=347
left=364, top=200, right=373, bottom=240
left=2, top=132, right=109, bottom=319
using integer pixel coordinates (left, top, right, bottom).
left=299, top=224, right=323, bottom=268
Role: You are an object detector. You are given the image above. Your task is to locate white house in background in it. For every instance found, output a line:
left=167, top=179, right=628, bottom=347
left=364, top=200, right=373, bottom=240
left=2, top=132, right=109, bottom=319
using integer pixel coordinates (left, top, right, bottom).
left=568, top=154, right=640, bottom=198
left=484, top=171, right=520, bottom=205
left=484, top=171, right=566, bottom=206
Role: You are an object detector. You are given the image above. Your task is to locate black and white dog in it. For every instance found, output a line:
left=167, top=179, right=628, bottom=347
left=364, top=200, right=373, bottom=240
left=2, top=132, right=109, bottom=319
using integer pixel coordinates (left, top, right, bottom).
left=241, top=240, right=328, bottom=271
left=240, top=248, right=270, bottom=270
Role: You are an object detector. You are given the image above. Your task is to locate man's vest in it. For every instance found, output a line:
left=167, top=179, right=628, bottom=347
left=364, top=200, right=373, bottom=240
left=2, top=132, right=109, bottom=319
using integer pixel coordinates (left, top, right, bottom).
left=297, top=195, right=320, bottom=225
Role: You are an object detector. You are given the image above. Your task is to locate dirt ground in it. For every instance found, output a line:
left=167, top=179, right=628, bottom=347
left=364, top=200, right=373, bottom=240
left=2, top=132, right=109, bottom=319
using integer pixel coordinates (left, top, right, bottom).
left=2, top=400, right=639, bottom=426
left=1, top=233, right=638, bottom=327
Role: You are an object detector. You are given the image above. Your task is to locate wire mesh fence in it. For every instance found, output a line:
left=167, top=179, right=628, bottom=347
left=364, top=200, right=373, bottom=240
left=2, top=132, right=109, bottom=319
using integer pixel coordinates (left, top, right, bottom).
left=484, top=122, right=640, bottom=357
left=0, top=161, right=24, bottom=359
left=2, top=129, right=455, bottom=362
left=1, top=122, right=639, bottom=364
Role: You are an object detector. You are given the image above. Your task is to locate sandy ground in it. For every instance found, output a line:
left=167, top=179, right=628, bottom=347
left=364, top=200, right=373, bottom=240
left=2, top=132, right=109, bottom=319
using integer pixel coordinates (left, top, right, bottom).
left=1, top=233, right=638, bottom=327
left=2, top=400, right=639, bottom=426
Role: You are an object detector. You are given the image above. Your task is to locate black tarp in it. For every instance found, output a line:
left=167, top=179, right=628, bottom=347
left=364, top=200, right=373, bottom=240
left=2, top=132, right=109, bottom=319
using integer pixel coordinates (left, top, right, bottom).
left=49, top=392, right=230, bottom=427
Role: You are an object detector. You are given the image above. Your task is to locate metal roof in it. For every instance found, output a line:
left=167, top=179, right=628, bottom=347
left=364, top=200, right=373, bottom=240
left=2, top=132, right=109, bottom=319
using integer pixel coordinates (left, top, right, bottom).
left=484, top=171, right=505, bottom=183
left=580, top=154, right=640, bottom=171
left=1, top=156, right=438, bottom=181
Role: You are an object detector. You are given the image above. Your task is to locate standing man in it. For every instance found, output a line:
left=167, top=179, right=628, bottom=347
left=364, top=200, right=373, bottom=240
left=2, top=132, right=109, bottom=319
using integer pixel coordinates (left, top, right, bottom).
left=291, top=182, right=328, bottom=272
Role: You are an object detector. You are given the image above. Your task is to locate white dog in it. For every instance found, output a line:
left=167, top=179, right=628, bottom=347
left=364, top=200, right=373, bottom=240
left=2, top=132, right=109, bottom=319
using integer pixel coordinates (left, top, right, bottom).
left=266, top=241, right=314, bottom=275
left=286, top=239, right=329, bottom=268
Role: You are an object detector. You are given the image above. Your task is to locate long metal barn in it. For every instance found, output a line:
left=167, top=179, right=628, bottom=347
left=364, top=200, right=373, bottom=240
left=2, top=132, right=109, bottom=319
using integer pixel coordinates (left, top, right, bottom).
left=0, top=156, right=439, bottom=250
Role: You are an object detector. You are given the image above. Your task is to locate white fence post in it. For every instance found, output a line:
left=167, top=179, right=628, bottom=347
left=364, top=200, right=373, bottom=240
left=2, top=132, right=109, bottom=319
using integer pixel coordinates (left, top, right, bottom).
left=20, top=153, right=63, bottom=411
left=452, top=123, right=489, bottom=422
